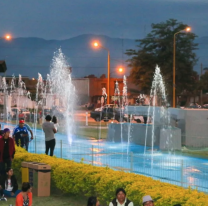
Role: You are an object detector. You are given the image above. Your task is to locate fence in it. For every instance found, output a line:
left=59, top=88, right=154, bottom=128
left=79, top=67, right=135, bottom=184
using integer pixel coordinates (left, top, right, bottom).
left=2, top=120, right=208, bottom=193
left=28, top=138, right=208, bottom=193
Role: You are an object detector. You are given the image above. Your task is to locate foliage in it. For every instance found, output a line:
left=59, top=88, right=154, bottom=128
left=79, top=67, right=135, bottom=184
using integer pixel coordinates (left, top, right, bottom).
left=126, top=19, right=198, bottom=101
left=198, top=71, right=208, bottom=93
left=13, top=147, right=208, bottom=206
left=100, top=74, right=106, bottom=78
left=84, top=74, right=97, bottom=78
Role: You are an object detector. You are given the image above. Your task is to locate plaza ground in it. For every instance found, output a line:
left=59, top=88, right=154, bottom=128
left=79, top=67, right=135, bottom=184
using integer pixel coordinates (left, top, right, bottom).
left=0, top=191, right=87, bottom=206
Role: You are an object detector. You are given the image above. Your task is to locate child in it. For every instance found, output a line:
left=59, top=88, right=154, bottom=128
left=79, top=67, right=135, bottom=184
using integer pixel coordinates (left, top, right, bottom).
left=52, top=116, right=58, bottom=131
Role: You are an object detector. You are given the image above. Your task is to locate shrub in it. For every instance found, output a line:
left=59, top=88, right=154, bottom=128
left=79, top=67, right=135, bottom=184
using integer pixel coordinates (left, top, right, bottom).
left=13, top=147, right=208, bottom=205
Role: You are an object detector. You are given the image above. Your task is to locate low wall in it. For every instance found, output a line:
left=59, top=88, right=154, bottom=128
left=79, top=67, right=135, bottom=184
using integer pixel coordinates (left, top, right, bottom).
left=107, top=123, right=181, bottom=150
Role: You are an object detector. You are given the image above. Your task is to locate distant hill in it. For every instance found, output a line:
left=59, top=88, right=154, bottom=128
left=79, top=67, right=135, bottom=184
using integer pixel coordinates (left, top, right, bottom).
left=0, top=34, right=207, bottom=78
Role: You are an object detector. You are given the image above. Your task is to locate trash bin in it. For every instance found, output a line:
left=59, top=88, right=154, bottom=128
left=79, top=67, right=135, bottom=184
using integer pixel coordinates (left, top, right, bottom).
left=28, top=162, right=51, bottom=197
left=21, top=162, right=35, bottom=183
left=21, top=162, right=51, bottom=197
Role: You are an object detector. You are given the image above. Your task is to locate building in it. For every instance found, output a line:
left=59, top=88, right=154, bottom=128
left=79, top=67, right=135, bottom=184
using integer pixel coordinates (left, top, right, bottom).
left=1, top=75, right=141, bottom=107
left=72, top=77, right=141, bottom=105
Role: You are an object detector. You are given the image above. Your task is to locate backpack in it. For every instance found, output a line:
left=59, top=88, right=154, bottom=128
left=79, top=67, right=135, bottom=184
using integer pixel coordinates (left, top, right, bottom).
left=111, top=198, right=132, bottom=206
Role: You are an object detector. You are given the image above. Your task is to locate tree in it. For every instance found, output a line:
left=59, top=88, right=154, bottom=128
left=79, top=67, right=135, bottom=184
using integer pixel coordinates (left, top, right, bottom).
left=100, top=74, right=106, bottom=78
left=199, top=71, right=208, bottom=93
left=126, top=19, right=198, bottom=102
left=84, top=74, right=97, bottom=78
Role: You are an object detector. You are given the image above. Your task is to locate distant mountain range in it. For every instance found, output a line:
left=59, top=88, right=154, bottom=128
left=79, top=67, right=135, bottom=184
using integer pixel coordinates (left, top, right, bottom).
left=0, top=34, right=207, bottom=78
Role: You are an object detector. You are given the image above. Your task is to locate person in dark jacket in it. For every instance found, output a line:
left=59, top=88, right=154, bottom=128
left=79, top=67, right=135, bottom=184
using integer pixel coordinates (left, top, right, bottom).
left=0, top=168, right=20, bottom=197
left=109, top=188, right=133, bottom=206
left=0, top=128, right=15, bottom=175
left=87, top=196, right=100, bottom=206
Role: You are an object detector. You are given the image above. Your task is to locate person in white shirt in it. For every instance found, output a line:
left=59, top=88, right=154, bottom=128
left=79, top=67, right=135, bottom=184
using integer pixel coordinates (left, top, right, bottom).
left=42, top=115, right=57, bottom=156
left=109, top=188, right=133, bottom=206
left=142, top=195, right=154, bottom=206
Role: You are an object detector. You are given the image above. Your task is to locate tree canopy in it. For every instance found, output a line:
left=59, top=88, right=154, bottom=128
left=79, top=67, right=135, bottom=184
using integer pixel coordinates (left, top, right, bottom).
left=126, top=19, right=198, bottom=102
left=199, top=71, right=208, bottom=93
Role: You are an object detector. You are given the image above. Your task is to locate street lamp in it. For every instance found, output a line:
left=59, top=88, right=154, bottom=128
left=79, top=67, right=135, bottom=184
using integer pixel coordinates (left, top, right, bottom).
left=173, top=27, right=191, bottom=108
left=0, top=35, right=11, bottom=40
left=118, top=67, right=123, bottom=73
left=93, top=41, right=110, bottom=104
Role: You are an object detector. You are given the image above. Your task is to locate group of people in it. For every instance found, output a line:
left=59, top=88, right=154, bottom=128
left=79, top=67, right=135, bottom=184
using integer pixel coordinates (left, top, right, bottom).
left=0, top=168, right=32, bottom=205
left=0, top=114, right=58, bottom=205
left=0, top=123, right=32, bottom=205
left=0, top=114, right=58, bottom=177
left=87, top=188, right=182, bottom=206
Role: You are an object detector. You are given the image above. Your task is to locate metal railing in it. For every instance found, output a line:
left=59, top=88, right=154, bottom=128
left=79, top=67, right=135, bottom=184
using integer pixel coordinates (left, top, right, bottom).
left=2, top=121, right=208, bottom=193
left=28, top=138, right=208, bottom=193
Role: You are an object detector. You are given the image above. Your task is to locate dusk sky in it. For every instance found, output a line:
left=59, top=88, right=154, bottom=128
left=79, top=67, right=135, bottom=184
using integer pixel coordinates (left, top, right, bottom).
left=1, top=0, right=208, bottom=40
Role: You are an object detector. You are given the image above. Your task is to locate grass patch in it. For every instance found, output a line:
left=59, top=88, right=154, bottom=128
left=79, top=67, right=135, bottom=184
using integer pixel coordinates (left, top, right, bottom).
left=6, top=120, right=109, bottom=140
left=180, top=147, right=208, bottom=158
left=74, top=127, right=108, bottom=139
left=76, top=120, right=109, bottom=127
left=0, top=193, right=87, bottom=206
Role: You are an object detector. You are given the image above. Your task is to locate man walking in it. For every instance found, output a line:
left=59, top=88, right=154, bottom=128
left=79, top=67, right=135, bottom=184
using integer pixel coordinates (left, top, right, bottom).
left=0, top=128, right=15, bottom=175
left=42, top=115, right=57, bottom=156
left=18, top=118, right=34, bottom=151
left=12, top=120, right=28, bottom=148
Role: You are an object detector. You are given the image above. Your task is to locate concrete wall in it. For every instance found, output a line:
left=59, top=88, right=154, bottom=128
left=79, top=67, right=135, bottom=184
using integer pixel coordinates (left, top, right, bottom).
left=119, top=106, right=208, bottom=148
left=72, top=78, right=90, bottom=104
left=169, top=108, right=208, bottom=147
left=107, top=123, right=160, bottom=147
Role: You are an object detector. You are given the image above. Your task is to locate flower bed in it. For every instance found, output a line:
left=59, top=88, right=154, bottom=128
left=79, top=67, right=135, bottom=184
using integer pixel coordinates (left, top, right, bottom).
left=12, top=147, right=208, bottom=205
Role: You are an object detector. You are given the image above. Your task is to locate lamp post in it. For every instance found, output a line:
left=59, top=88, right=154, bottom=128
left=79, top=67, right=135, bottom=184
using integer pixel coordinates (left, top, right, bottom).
left=93, top=42, right=111, bottom=104
left=173, top=27, right=191, bottom=108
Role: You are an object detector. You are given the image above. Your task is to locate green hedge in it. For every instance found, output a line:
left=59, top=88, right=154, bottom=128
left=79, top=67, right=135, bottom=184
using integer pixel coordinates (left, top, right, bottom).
left=13, top=147, right=208, bottom=206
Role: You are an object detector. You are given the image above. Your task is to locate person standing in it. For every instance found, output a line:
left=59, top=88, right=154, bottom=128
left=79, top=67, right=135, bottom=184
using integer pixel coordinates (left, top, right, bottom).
left=42, top=115, right=57, bottom=156
left=12, top=120, right=28, bottom=148
left=18, top=118, right=34, bottom=151
left=0, top=129, right=15, bottom=175
left=109, top=188, right=133, bottom=206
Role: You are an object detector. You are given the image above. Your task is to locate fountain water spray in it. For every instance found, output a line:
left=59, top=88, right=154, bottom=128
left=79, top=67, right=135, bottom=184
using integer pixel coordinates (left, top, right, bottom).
left=2, top=77, right=8, bottom=122
left=144, top=65, right=170, bottom=171
left=49, top=49, right=76, bottom=144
